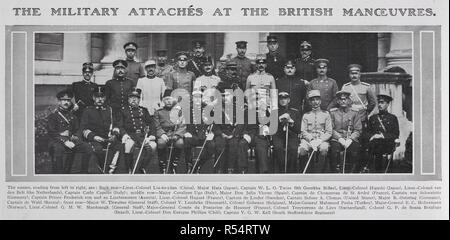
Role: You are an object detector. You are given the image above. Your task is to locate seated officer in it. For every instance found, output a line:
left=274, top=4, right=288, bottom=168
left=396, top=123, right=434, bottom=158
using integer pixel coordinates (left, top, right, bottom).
left=154, top=96, right=186, bottom=174
left=47, top=89, right=92, bottom=174
left=272, top=92, right=301, bottom=173
left=184, top=90, right=220, bottom=173
left=299, top=90, right=332, bottom=173
left=214, top=91, right=247, bottom=173
left=329, top=90, right=362, bottom=173
left=366, top=92, right=399, bottom=173
left=120, top=88, right=157, bottom=174
left=79, top=86, right=123, bottom=174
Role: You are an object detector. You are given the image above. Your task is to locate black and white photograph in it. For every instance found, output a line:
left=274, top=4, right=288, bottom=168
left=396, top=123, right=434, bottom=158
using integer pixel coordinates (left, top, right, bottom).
left=33, top=31, right=413, bottom=175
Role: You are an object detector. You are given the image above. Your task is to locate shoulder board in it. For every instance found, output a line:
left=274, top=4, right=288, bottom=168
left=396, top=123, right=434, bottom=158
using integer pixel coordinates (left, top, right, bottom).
left=329, top=108, right=338, bottom=112
left=289, top=108, right=299, bottom=112
left=361, top=82, right=370, bottom=86
left=343, top=82, right=350, bottom=86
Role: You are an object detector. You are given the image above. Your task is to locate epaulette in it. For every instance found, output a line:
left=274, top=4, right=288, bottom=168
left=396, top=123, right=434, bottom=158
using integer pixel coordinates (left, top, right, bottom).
left=343, top=82, right=350, bottom=86
left=329, top=108, right=338, bottom=112
left=361, top=82, right=370, bottom=86
left=289, top=107, right=299, bottom=112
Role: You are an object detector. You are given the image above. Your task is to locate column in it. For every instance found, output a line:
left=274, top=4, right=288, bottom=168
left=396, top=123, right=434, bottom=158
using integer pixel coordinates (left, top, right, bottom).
left=221, top=32, right=261, bottom=60
left=385, top=32, right=413, bottom=74
left=377, top=33, right=390, bottom=71
left=101, top=33, right=136, bottom=63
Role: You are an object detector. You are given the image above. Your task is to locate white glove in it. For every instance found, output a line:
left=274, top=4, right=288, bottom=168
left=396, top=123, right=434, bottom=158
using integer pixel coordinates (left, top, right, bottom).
left=121, top=134, right=131, bottom=143
left=344, top=139, right=353, bottom=149
left=243, top=134, right=251, bottom=144
left=112, top=128, right=120, bottom=135
left=147, top=135, right=156, bottom=141
left=338, top=138, right=346, bottom=147
left=310, top=139, right=322, bottom=150
left=60, top=130, right=70, bottom=137
left=206, top=133, right=214, bottom=141
left=72, top=103, right=79, bottom=112
left=161, top=134, right=169, bottom=143
left=64, top=141, right=75, bottom=149
left=93, top=136, right=104, bottom=143
left=184, top=132, right=193, bottom=138
left=262, top=125, right=270, bottom=136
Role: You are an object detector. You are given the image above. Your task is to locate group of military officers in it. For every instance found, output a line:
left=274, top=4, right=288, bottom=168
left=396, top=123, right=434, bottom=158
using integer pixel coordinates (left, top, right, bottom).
left=47, top=37, right=400, bottom=175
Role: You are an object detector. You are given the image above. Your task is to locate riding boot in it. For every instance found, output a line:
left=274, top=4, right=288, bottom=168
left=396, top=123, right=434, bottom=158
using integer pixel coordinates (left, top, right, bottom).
left=158, top=148, right=167, bottom=174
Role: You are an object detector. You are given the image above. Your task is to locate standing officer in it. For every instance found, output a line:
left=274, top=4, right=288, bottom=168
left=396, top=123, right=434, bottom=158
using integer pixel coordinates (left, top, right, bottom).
left=137, top=59, right=166, bottom=115
left=309, top=59, right=339, bottom=111
left=166, top=51, right=197, bottom=94
left=217, top=61, right=242, bottom=92
left=341, top=64, right=377, bottom=120
left=272, top=92, right=301, bottom=173
left=299, top=90, right=332, bottom=173
left=120, top=88, right=157, bottom=174
left=72, top=62, right=98, bottom=120
left=187, top=40, right=208, bottom=78
left=227, top=41, right=255, bottom=89
left=265, top=35, right=285, bottom=80
left=276, top=60, right=308, bottom=114
left=79, top=86, right=123, bottom=174
left=113, top=42, right=145, bottom=86
left=155, top=49, right=175, bottom=87
left=294, top=41, right=316, bottom=81
left=329, top=90, right=362, bottom=173
left=367, top=92, right=399, bottom=173
left=154, top=96, right=186, bottom=174
left=47, top=89, right=92, bottom=174
left=105, top=59, right=136, bottom=113
left=246, top=54, right=277, bottom=109
left=193, top=56, right=221, bottom=92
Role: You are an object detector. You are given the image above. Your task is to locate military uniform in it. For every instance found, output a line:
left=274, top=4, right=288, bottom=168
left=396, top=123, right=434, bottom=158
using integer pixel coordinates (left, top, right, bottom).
left=47, top=98, right=92, bottom=174
left=112, top=42, right=145, bottom=86
left=79, top=105, right=124, bottom=174
left=266, top=52, right=285, bottom=80
left=166, top=69, right=196, bottom=93
left=187, top=56, right=206, bottom=78
left=217, top=61, right=243, bottom=91
left=72, top=80, right=98, bottom=118
left=154, top=102, right=186, bottom=173
left=367, top=94, right=399, bottom=173
left=341, top=82, right=377, bottom=117
left=294, top=41, right=316, bottom=81
left=244, top=109, right=273, bottom=173
left=272, top=103, right=301, bottom=173
left=230, top=56, right=255, bottom=88
left=193, top=74, right=221, bottom=92
left=119, top=102, right=156, bottom=174
left=276, top=75, right=308, bottom=114
left=299, top=106, right=332, bottom=173
left=156, top=64, right=175, bottom=87
left=310, top=77, right=339, bottom=110
left=329, top=104, right=362, bottom=173
left=105, top=77, right=135, bottom=112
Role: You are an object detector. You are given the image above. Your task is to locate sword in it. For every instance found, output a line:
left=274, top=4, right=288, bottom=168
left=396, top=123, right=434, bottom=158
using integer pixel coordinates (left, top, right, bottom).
left=342, top=119, right=352, bottom=174
left=190, top=124, right=214, bottom=174
left=132, top=133, right=149, bottom=174
left=303, top=149, right=316, bottom=174
left=284, top=123, right=289, bottom=173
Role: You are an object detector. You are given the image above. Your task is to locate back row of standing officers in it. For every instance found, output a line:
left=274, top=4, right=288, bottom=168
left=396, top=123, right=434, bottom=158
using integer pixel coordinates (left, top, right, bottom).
left=48, top=37, right=399, bottom=174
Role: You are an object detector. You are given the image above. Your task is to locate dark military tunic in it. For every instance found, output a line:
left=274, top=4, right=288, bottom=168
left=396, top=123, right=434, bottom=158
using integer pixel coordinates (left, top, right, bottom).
left=71, top=80, right=98, bottom=118
left=166, top=69, right=196, bottom=93
left=120, top=105, right=156, bottom=141
left=309, top=77, right=339, bottom=110
left=276, top=75, right=308, bottom=114
left=105, top=78, right=136, bottom=111
left=231, top=56, right=255, bottom=89
left=154, top=107, right=186, bottom=139
left=367, top=110, right=399, bottom=159
left=266, top=52, right=285, bottom=80
left=294, top=57, right=316, bottom=81
left=47, top=108, right=91, bottom=174
left=187, top=56, right=205, bottom=78
left=112, top=59, right=145, bottom=86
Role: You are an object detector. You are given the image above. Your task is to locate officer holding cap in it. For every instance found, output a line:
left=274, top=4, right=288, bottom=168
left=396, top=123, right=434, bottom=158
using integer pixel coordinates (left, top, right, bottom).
left=105, top=59, right=136, bottom=113
left=294, top=41, right=316, bottom=81
left=265, top=35, right=286, bottom=80
left=112, top=42, right=145, bottom=86
left=71, top=62, right=98, bottom=120
left=299, top=90, right=332, bottom=173
left=272, top=91, right=301, bottom=173
left=309, top=58, right=339, bottom=111
left=366, top=91, right=399, bottom=173
left=137, top=59, right=166, bottom=115
left=47, top=89, right=92, bottom=174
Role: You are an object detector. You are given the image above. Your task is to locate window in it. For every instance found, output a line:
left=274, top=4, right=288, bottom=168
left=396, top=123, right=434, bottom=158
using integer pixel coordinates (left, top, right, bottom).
left=35, top=33, right=64, bottom=61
